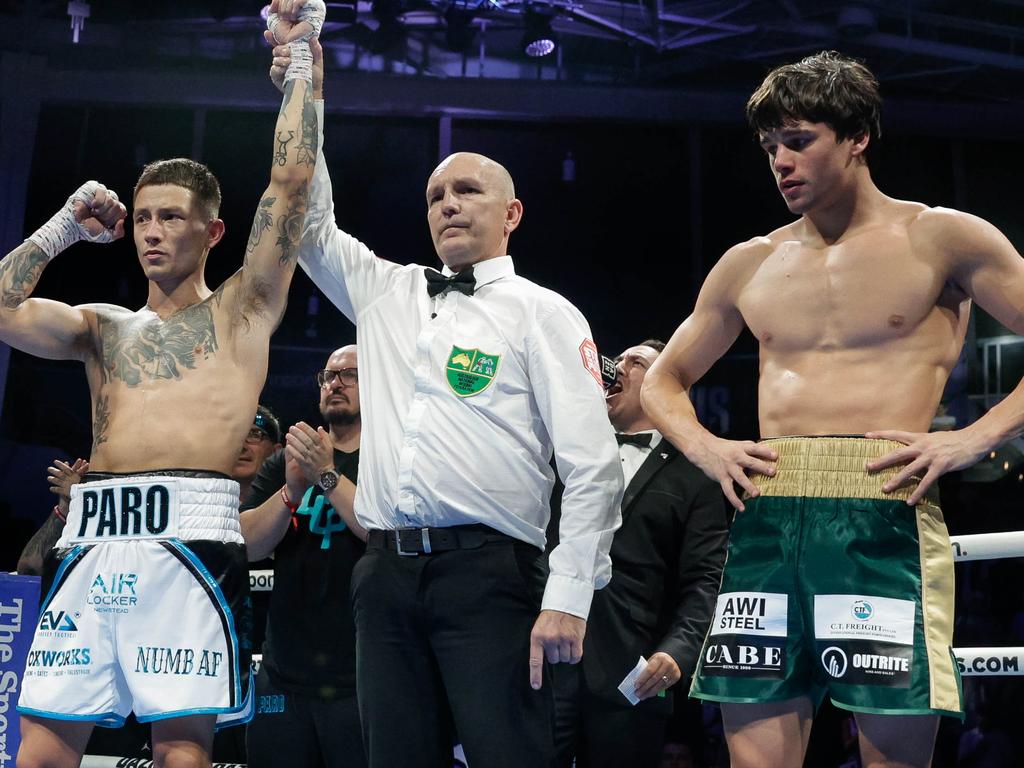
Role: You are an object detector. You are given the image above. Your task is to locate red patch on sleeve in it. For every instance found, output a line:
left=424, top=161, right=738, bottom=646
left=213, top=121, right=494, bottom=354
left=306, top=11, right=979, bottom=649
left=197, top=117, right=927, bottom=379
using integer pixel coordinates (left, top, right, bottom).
left=579, top=339, right=602, bottom=386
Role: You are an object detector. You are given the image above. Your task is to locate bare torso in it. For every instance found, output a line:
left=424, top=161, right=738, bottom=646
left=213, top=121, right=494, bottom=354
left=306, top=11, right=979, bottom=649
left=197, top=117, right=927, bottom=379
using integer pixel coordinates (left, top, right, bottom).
left=734, top=199, right=970, bottom=437
left=81, top=276, right=269, bottom=474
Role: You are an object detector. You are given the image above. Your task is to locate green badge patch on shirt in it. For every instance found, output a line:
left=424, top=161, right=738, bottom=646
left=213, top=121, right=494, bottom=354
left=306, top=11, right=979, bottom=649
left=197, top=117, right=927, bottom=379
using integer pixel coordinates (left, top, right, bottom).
left=446, top=346, right=501, bottom=397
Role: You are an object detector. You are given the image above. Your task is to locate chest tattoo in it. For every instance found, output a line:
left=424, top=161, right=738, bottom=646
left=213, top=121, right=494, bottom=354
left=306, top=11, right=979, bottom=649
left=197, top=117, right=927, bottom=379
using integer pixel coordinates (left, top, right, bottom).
left=99, top=303, right=218, bottom=385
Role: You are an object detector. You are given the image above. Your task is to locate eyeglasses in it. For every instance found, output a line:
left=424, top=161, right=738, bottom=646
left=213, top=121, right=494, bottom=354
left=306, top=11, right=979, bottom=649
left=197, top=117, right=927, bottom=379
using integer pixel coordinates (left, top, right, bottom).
left=244, top=427, right=273, bottom=444
left=317, top=367, right=358, bottom=388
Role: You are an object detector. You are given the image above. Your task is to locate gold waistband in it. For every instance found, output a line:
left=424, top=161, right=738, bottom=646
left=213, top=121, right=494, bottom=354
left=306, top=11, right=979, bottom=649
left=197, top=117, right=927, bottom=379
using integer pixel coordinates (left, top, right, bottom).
left=750, top=436, right=934, bottom=503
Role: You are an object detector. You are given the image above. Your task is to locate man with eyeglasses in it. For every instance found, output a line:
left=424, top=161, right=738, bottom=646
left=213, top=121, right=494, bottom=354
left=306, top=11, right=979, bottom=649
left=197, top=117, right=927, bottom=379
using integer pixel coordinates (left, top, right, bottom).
left=239, top=344, right=367, bottom=768
left=233, top=405, right=284, bottom=504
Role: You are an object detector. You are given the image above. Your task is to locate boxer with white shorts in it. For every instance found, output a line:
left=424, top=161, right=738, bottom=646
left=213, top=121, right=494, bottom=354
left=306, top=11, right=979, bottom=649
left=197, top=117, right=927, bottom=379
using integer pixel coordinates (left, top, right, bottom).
left=0, top=3, right=325, bottom=765
left=20, top=473, right=252, bottom=729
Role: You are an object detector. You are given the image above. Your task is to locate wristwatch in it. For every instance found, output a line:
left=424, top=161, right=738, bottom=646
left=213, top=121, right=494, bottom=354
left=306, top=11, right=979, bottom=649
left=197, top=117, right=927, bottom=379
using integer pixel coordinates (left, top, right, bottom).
left=317, top=468, right=340, bottom=492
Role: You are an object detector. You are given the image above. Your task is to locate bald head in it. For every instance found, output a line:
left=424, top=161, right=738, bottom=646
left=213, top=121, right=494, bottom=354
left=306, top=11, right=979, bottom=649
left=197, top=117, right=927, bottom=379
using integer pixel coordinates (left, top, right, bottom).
left=430, top=152, right=515, bottom=201
left=329, top=344, right=357, bottom=365
left=425, top=151, right=524, bottom=271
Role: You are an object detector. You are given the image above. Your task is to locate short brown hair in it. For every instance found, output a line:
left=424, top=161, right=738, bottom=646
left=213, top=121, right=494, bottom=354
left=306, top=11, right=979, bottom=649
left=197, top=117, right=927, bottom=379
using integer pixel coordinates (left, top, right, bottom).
left=134, top=158, right=221, bottom=220
left=746, top=51, right=881, bottom=150
left=639, top=339, right=666, bottom=353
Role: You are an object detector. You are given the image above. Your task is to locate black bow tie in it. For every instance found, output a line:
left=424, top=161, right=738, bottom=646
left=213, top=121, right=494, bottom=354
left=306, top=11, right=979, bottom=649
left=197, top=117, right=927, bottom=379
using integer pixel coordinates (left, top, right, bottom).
left=425, top=267, right=476, bottom=298
left=616, top=433, right=652, bottom=448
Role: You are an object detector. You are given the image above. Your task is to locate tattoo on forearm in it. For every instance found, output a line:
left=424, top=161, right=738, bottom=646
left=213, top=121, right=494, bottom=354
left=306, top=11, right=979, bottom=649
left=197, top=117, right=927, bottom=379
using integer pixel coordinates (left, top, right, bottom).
left=276, top=182, right=308, bottom=265
left=18, top=514, right=65, bottom=575
left=246, top=196, right=277, bottom=255
left=296, top=89, right=317, bottom=167
left=0, top=242, right=49, bottom=309
left=98, top=302, right=218, bottom=386
left=279, top=80, right=295, bottom=118
left=274, top=131, right=295, bottom=167
left=92, top=394, right=110, bottom=451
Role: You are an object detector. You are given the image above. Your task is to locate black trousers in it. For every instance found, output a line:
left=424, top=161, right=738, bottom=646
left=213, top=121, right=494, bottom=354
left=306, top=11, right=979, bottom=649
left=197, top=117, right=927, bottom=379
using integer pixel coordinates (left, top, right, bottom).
left=553, top=664, right=669, bottom=768
left=351, top=536, right=554, bottom=768
left=245, top=664, right=366, bottom=768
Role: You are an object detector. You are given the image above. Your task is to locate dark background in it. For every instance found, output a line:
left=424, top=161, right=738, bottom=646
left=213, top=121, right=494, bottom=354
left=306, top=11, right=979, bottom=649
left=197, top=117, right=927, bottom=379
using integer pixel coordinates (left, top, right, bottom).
left=3, top=2, right=1024, bottom=765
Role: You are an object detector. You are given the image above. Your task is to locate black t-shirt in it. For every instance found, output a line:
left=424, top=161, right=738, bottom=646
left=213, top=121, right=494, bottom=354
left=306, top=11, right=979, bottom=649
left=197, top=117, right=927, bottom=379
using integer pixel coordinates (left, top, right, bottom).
left=243, top=447, right=362, bottom=699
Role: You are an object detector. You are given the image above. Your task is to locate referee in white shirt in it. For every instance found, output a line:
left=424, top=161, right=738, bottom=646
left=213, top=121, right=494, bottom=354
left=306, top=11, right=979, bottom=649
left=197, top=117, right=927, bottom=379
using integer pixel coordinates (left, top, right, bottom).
left=268, top=47, right=624, bottom=768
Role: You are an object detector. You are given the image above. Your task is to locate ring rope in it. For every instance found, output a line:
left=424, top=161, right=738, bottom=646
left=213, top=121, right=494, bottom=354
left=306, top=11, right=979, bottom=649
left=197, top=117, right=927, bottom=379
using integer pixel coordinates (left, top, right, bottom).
left=954, top=648, right=1024, bottom=676
left=949, top=531, right=1024, bottom=562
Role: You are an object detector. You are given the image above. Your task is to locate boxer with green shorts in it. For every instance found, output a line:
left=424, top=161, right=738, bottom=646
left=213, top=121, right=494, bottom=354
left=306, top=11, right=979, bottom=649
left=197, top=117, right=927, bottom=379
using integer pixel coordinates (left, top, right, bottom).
left=642, top=51, right=1024, bottom=768
left=691, top=437, right=962, bottom=718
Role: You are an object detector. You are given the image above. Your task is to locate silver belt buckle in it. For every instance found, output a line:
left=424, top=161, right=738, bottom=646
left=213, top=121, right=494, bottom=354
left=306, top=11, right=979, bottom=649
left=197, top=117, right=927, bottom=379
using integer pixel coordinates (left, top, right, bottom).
left=394, top=529, right=419, bottom=557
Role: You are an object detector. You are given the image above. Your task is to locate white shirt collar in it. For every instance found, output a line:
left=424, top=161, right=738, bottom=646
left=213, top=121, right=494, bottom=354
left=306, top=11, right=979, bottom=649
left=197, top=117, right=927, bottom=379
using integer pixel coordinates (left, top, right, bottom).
left=440, top=255, right=515, bottom=289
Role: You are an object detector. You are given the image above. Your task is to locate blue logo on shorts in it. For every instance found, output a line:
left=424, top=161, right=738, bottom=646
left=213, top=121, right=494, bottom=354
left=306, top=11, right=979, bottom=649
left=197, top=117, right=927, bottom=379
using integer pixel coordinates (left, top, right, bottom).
left=39, top=610, right=79, bottom=632
left=851, top=600, right=873, bottom=621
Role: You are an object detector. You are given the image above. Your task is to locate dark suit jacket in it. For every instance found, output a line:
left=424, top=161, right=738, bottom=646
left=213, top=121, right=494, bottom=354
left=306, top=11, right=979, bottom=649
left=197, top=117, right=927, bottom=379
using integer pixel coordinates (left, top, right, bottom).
left=579, top=439, right=729, bottom=711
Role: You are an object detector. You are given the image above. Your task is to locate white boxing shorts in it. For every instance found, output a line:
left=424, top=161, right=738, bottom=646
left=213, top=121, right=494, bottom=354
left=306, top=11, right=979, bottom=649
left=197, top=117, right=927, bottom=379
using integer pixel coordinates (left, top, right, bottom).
left=18, top=472, right=254, bottom=729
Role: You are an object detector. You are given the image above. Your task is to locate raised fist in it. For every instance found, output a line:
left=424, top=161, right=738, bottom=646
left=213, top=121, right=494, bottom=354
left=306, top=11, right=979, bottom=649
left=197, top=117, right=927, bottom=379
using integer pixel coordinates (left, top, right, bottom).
left=71, top=182, right=127, bottom=241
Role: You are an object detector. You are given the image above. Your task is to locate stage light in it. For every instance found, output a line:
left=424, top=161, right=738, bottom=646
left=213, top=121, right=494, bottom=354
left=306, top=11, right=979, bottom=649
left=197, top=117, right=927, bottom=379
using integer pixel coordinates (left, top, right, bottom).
left=67, top=1, right=90, bottom=44
left=522, top=5, right=556, bottom=58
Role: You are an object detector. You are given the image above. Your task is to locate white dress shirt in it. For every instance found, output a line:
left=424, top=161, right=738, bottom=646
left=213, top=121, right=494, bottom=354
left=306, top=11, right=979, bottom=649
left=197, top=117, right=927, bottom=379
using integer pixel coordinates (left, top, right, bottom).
left=296, top=104, right=623, bottom=619
left=618, top=430, right=663, bottom=487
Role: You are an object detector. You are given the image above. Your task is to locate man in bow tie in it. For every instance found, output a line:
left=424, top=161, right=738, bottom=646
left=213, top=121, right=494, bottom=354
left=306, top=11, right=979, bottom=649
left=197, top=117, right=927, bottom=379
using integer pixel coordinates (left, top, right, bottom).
left=553, top=340, right=729, bottom=768
left=267, top=29, right=622, bottom=767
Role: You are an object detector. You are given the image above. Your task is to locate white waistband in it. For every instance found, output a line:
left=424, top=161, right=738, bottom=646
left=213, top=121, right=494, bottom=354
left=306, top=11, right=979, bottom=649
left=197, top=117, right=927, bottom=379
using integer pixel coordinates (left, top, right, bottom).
left=58, top=475, right=242, bottom=547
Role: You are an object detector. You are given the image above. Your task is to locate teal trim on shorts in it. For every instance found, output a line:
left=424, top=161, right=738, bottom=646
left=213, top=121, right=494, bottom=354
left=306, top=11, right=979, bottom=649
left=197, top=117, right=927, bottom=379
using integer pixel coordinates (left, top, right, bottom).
left=137, top=703, right=253, bottom=725
left=17, top=705, right=126, bottom=728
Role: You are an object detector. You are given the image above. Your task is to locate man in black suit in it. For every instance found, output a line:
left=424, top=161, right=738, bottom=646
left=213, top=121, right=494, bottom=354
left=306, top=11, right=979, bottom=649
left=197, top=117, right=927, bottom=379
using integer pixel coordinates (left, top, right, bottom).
left=553, top=339, right=729, bottom=768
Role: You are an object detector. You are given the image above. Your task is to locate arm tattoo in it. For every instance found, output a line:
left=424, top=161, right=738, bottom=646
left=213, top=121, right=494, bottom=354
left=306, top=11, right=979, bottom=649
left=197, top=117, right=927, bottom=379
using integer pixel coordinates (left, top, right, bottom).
left=279, top=80, right=295, bottom=118
left=276, top=182, right=308, bottom=266
left=17, top=514, right=65, bottom=576
left=98, top=302, right=218, bottom=386
left=246, top=196, right=277, bottom=255
left=296, top=88, right=317, bottom=167
left=0, top=241, right=49, bottom=309
left=274, top=131, right=295, bottom=167
left=92, top=394, right=111, bottom=451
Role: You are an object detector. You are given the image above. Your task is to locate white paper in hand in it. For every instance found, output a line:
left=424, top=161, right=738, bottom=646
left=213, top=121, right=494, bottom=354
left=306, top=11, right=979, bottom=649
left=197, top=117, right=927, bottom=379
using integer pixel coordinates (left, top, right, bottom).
left=617, top=655, right=648, bottom=706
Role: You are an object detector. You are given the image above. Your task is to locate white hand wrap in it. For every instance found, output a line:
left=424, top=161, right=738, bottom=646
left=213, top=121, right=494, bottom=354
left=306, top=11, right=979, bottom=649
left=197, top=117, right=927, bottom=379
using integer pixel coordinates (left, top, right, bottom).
left=27, top=181, right=119, bottom=260
left=267, top=0, right=326, bottom=85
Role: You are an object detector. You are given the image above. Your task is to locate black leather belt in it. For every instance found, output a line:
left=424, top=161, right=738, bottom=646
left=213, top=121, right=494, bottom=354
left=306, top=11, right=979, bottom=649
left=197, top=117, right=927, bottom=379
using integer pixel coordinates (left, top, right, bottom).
left=367, top=524, right=511, bottom=556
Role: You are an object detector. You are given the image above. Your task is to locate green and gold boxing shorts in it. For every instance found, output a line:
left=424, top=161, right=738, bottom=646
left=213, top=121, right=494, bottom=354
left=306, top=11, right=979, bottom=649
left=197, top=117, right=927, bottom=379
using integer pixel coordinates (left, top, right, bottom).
left=691, top=436, right=963, bottom=718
